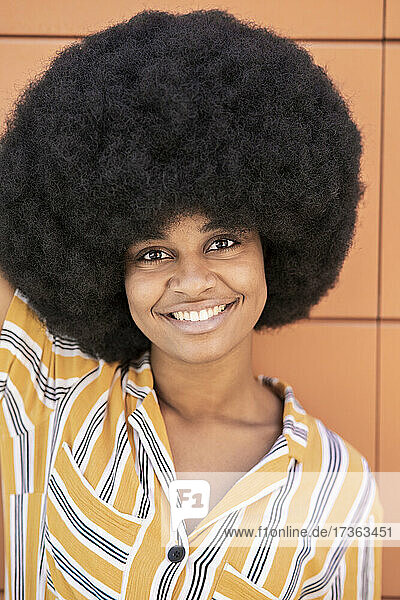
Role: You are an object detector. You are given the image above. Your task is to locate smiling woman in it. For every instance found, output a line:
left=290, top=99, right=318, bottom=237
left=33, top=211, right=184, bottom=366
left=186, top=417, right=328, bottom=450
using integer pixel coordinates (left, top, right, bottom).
left=0, top=7, right=381, bottom=600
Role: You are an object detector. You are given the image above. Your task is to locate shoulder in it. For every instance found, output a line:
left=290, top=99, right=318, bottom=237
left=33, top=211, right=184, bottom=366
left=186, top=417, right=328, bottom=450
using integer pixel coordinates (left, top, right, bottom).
left=306, top=413, right=370, bottom=473
left=0, top=288, right=123, bottom=433
left=304, top=413, right=382, bottom=522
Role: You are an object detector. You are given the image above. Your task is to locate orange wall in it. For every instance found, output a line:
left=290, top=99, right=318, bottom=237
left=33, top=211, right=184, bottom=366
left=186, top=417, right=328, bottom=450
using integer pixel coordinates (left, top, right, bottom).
left=0, top=0, right=399, bottom=597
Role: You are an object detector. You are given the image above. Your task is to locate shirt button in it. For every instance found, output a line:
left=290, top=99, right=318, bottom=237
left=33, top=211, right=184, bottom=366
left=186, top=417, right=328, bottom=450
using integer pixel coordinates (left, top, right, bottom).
left=167, top=545, right=185, bottom=563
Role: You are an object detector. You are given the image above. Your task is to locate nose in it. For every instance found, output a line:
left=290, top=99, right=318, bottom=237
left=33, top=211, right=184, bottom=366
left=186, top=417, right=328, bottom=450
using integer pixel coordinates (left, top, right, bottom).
left=167, top=255, right=217, bottom=294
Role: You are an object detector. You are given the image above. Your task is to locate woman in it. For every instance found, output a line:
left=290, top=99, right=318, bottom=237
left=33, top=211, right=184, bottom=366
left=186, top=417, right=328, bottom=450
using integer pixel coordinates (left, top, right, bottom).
left=0, top=8, right=382, bottom=599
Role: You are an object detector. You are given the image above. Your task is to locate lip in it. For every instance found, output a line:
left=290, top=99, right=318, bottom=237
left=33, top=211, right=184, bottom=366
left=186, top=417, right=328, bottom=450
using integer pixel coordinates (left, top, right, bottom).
left=160, top=298, right=239, bottom=334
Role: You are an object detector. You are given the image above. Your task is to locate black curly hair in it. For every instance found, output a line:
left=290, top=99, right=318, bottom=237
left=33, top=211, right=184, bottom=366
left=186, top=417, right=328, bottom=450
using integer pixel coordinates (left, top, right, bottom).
left=0, top=8, right=365, bottom=364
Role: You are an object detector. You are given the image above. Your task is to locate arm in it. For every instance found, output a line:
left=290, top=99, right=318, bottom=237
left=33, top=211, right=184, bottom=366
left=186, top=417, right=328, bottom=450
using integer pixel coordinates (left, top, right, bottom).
left=0, top=270, right=16, bottom=332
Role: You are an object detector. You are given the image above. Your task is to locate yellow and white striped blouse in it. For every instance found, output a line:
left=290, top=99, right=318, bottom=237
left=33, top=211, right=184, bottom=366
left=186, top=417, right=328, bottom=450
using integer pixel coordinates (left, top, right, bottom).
left=0, top=289, right=382, bottom=599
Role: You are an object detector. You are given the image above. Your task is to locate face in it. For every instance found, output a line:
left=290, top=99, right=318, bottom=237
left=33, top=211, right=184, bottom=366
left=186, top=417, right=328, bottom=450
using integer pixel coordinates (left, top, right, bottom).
left=124, top=214, right=267, bottom=364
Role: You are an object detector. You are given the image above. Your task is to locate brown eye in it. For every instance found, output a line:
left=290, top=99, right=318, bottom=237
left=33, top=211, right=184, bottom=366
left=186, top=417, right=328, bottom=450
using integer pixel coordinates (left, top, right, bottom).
left=208, top=238, right=239, bottom=253
left=134, top=236, right=240, bottom=264
left=136, top=249, right=170, bottom=264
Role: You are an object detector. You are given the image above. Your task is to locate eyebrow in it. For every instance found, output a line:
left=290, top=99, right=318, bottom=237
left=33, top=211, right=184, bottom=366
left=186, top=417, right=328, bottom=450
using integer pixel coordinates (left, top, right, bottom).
left=131, top=225, right=250, bottom=245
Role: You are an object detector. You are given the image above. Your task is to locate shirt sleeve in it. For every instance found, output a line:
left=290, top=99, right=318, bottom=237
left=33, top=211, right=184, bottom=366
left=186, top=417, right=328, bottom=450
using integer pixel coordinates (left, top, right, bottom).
left=0, top=289, right=58, bottom=450
left=0, top=287, right=99, bottom=492
left=0, top=288, right=101, bottom=598
left=338, top=474, right=383, bottom=600
left=0, top=288, right=61, bottom=597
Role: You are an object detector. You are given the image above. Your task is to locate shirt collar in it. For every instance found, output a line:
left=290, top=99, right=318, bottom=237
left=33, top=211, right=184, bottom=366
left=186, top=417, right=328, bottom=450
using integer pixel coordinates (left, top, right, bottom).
left=123, top=351, right=311, bottom=537
left=256, top=375, right=310, bottom=464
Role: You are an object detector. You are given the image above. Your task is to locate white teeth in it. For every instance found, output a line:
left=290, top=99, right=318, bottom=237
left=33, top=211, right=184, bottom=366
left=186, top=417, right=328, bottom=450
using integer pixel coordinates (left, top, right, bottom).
left=171, top=303, right=229, bottom=321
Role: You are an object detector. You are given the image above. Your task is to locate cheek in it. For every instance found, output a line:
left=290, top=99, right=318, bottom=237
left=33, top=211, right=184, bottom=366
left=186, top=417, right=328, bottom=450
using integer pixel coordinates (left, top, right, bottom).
left=124, top=274, right=161, bottom=318
left=257, top=264, right=268, bottom=293
left=124, top=276, right=146, bottom=314
left=242, top=262, right=268, bottom=310
left=124, top=277, right=136, bottom=307
left=234, top=256, right=267, bottom=293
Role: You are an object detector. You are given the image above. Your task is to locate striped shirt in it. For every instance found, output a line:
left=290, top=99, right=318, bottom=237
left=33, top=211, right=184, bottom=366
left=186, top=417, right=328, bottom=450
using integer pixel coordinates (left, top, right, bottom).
left=0, top=288, right=382, bottom=599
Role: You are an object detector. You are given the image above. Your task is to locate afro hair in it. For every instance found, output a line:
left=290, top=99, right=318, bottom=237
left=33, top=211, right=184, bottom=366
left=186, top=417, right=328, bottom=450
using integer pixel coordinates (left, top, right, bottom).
left=0, top=8, right=366, bottom=364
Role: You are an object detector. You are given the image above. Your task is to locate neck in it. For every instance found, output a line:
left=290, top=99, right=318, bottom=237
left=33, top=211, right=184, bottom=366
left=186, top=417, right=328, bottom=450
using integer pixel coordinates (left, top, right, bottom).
left=149, top=336, right=278, bottom=426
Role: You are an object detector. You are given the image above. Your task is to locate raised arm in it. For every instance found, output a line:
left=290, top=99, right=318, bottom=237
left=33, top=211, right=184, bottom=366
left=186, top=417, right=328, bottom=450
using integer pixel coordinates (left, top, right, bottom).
left=0, top=270, right=16, bottom=332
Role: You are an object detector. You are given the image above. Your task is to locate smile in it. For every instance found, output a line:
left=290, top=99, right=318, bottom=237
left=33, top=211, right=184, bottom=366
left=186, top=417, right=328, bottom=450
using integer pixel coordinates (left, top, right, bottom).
left=160, top=298, right=239, bottom=334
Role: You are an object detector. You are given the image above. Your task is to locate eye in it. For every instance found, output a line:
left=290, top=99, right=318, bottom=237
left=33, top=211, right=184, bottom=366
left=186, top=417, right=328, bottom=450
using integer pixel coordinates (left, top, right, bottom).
left=136, top=249, right=170, bottom=264
left=208, top=238, right=239, bottom=253
left=135, top=237, right=240, bottom=264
